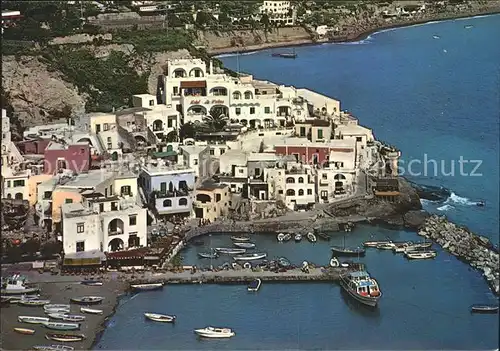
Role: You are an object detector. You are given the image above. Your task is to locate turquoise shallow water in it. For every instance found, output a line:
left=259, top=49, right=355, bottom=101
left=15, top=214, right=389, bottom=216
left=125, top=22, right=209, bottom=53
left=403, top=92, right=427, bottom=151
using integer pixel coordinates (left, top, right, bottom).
left=95, top=15, right=500, bottom=350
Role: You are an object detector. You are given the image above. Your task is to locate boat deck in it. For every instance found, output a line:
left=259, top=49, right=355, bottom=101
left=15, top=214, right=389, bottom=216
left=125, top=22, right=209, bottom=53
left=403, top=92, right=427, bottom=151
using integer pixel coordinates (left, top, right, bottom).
left=132, top=267, right=353, bottom=285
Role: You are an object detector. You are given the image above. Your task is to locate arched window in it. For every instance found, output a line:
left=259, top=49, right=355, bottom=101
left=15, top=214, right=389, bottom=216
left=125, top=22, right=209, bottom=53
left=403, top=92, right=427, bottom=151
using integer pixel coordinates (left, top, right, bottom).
left=232, top=91, right=241, bottom=100
left=286, top=189, right=295, bottom=196
left=179, top=198, right=188, bottom=206
left=298, top=189, right=304, bottom=196
left=298, top=177, right=304, bottom=183
left=286, top=177, right=295, bottom=183
left=163, top=199, right=172, bottom=207
left=244, top=91, right=253, bottom=99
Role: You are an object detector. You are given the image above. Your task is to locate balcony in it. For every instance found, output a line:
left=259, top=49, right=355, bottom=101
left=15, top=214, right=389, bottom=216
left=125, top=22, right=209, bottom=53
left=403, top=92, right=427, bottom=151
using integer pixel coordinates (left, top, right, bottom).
left=154, top=188, right=191, bottom=199
left=108, top=218, right=124, bottom=236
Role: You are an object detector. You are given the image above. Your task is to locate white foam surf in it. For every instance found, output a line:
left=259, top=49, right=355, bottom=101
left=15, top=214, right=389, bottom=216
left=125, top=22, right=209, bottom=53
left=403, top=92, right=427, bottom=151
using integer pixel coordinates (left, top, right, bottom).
left=444, top=192, right=476, bottom=206
left=437, top=204, right=454, bottom=211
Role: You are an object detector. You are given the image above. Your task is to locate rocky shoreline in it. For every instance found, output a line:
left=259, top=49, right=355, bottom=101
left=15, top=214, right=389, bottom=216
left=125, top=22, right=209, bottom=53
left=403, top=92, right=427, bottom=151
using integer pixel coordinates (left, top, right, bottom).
left=418, top=215, right=499, bottom=296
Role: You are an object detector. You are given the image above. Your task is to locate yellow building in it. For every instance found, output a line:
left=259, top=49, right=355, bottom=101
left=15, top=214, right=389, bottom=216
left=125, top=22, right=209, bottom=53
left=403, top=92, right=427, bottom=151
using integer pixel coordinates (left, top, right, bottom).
left=194, top=181, right=230, bottom=222
left=28, top=174, right=54, bottom=206
left=52, top=187, right=83, bottom=225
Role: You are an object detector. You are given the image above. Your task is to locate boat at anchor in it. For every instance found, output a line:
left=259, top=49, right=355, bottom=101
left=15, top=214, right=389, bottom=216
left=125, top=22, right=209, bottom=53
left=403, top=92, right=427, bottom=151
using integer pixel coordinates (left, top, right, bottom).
left=14, top=327, right=36, bottom=335
left=306, top=232, right=317, bottom=243
left=42, top=322, right=80, bottom=331
left=233, top=242, right=256, bottom=249
left=130, top=283, right=164, bottom=291
left=339, top=270, right=382, bottom=307
left=45, top=333, right=86, bottom=342
left=215, top=247, right=246, bottom=255
left=70, top=296, right=104, bottom=305
left=470, top=304, right=498, bottom=314
left=144, top=312, right=176, bottom=322
left=33, top=345, right=74, bottom=351
left=231, top=235, right=250, bottom=242
left=194, top=326, right=235, bottom=338
left=233, top=253, right=267, bottom=261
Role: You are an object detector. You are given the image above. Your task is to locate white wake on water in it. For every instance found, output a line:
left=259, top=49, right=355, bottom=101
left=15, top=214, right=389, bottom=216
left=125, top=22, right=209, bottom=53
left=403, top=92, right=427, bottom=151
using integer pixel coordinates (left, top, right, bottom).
left=437, top=204, right=454, bottom=211
left=444, top=192, right=476, bottom=206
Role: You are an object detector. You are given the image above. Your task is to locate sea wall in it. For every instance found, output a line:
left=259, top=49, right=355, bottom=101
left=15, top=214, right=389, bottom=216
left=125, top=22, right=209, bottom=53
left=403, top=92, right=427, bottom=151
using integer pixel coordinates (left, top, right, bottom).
left=418, top=215, right=499, bottom=295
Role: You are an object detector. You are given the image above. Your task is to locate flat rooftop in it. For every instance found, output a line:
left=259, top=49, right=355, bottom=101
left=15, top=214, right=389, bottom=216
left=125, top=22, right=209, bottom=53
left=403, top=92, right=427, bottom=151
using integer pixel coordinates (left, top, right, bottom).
left=61, top=202, right=95, bottom=218
left=196, top=180, right=227, bottom=192
left=141, top=162, right=194, bottom=176
left=59, top=170, right=114, bottom=189
left=275, top=137, right=356, bottom=149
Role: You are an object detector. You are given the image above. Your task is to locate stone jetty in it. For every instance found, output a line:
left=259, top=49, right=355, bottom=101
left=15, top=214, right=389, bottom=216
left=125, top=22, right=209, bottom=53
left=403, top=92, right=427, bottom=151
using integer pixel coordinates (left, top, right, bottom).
left=418, top=215, right=499, bottom=295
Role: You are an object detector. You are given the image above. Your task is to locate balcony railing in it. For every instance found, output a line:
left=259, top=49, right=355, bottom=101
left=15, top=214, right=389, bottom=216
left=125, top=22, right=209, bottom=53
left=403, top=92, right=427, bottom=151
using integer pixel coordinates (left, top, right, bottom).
left=154, top=189, right=191, bottom=199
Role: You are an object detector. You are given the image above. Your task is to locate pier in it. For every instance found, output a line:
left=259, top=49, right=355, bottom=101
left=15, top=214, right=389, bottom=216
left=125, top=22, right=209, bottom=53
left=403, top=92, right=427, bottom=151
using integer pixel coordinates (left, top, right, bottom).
left=132, top=267, right=351, bottom=285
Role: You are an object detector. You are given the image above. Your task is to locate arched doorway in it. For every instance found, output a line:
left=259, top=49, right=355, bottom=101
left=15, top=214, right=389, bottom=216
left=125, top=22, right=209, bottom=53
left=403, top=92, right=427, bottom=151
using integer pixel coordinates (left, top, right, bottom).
left=15, top=193, right=23, bottom=200
left=108, top=238, right=124, bottom=252
left=152, top=119, right=163, bottom=132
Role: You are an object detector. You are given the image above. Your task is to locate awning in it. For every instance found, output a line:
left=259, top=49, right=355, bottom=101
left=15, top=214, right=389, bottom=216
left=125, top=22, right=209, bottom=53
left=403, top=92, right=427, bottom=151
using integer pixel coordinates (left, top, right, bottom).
left=180, top=81, right=206, bottom=89
left=63, top=257, right=102, bottom=266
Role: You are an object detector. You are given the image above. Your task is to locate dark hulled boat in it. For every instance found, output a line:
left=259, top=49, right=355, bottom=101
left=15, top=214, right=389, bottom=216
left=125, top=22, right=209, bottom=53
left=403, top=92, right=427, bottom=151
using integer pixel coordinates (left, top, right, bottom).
left=331, top=246, right=366, bottom=257
left=470, top=304, right=499, bottom=314
left=271, top=52, right=297, bottom=59
left=339, top=271, right=382, bottom=307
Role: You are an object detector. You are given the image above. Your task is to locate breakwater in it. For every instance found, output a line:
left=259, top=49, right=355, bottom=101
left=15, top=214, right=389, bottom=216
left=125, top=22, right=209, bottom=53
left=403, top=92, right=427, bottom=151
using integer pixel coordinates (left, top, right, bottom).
left=418, top=215, right=499, bottom=295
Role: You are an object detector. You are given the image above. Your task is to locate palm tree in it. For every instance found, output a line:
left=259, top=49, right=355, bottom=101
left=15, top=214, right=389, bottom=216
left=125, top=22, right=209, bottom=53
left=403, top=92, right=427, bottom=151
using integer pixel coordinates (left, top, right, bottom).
left=203, top=108, right=229, bottom=132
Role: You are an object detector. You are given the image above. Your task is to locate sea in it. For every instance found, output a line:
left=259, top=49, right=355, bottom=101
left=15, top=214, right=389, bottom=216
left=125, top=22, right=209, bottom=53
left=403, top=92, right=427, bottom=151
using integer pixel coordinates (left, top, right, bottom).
left=95, top=15, right=500, bottom=350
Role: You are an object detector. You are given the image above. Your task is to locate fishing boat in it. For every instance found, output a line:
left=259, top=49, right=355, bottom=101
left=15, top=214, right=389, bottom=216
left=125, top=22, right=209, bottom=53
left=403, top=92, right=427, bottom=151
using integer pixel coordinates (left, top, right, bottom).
left=233, top=253, right=267, bottom=261
left=331, top=246, right=366, bottom=257
left=470, top=304, right=499, bottom=314
left=294, top=234, right=302, bottom=242
left=45, top=333, right=86, bottom=342
left=464, top=24, right=474, bottom=29
left=18, top=316, right=50, bottom=324
left=144, top=312, right=176, bottom=323
left=271, top=49, right=297, bottom=59
left=283, top=233, right=292, bottom=242
left=194, top=326, right=235, bottom=338
left=70, top=296, right=104, bottom=305
left=247, top=279, right=262, bottom=292
left=44, top=304, right=70, bottom=312
left=14, top=327, right=35, bottom=335
left=45, top=308, right=70, bottom=315
left=277, top=233, right=285, bottom=242
left=62, top=315, right=85, bottom=322
left=233, top=242, right=256, bottom=249
left=215, top=247, right=246, bottom=255
left=339, top=271, right=382, bottom=307
left=47, top=313, right=67, bottom=320
left=363, top=240, right=392, bottom=248
left=394, top=242, right=432, bottom=253
left=405, top=250, right=437, bottom=260
left=1, top=275, right=40, bottom=295
left=277, top=257, right=291, bottom=268
left=375, top=242, right=396, bottom=250
left=197, top=251, right=218, bottom=259
left=80, top=307, right=103, bottom=315
left=433, top=34, right=440, bottom=39
left=33, top=345, right=75, bottom=351
left=6, top=294, right=41, bottom=304
left=42, top=322, right=80, bottom=331
left=80, top=280, right=103, bottom=286
left=316, top=232, right=331, bottom=241
left=18, top=299, right=51, bottom=306
left=306, top=232, right=317, bottom=243
left=130, top=283, right=164, bottom=291
left=231, top=235, right=250, bottom=242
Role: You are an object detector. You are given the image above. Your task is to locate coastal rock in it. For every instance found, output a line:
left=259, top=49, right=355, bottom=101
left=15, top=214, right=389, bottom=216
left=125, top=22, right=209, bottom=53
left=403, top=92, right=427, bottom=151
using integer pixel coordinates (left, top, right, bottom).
left=403, top=210, right=430, bottom=228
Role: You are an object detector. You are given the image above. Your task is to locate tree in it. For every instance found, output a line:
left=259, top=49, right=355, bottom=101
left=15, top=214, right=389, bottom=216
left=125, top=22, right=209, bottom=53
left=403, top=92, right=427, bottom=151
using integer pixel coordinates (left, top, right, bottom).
left=179, top=122, right=196, bottom=141
left=165, top=130, right=178, bottom=142
left=203, top=108, right=229, bottom=132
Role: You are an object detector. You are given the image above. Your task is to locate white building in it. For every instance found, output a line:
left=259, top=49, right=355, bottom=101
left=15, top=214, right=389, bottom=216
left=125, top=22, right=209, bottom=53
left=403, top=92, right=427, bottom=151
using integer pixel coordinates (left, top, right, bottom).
left=260, top=1, right=295, bottom=26
left=267, top=163, right=316, bottom=210
left=161, top=58, right=310, bottom=128
left=179, top=145, right=211, bottom=180
left=2, top=167, right=30, bottom=200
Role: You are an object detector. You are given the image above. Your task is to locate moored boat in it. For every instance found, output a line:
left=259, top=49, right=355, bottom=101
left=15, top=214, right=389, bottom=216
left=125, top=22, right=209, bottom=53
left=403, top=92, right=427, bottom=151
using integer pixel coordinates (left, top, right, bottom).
left=45, top=308, right=70, bottom=315
left=42, top=322, right=80, bottom=331
left=339, top=271, right=382, bottom=307
left=70, top=296, right=104, bottom=305
left=80, top=280, right=103, bottom=286
left=62, top=315, right=85, bottom=322
left=18, top=316, right=50, bottom=324
left=130, top=283, right=164, bottom=291
left=316, top=232, right=331, bottom=241
left=464, top=24, right=474, bottom=29
left=194, top=326, right=235, bottom=338
left=144, top=312, right=176, bottom=322
left=376, top=242, right=396, bottom=250
left=45, top=333, right=86, bottom=342
left=233, top=253, right=267, bottom=261
left=294, top=234, right=302, bottom=242
left=277, top=257, right=291, bottom=268
left=271, top=52, right=297, bottom=59
left=331, top=246, right=366, bottom=257
left=18, top=299, right=51, bottom=306
left=14, top=327, right=35, bottom=335
left=47, top=313, right=67, bottom=320
left=405, top=250, right=437, bottom=260
left=247, top=279, right=261, bottom=292
left=306, top=232, right=317, bottom=243
left=283, top=233, right=292, bottom=242
left=44, top=304, right=70, bottom=312
left=470, top=304, right=499, bottom=314
left=80, top=307, right=103, bottom=315
left=1, top=275, right=40, bottom=295
left=231, top=235, right=250, bottom=242
left=33, top=345, right=75, bottom=351
left=233, top=242, right=256, bottom=249
left=277, top=233, right=285, bottom=242
left=363, top=240, right=392, bottom=248
left=197, top=251, right=218, bottom=259
left=215, top=247, right=246, bottom=255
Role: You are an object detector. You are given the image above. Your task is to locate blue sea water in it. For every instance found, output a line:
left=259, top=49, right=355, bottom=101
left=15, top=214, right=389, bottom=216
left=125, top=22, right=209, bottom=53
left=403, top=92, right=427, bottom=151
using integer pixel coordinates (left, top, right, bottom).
left=95, top=15, right=500, bottom=350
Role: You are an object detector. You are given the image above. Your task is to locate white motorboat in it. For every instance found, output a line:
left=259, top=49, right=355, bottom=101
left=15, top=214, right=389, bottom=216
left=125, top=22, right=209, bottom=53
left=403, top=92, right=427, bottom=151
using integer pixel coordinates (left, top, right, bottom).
left=330, top=257, right=340, bottom=267
left=405, top=250, right=437, bottom=260
left=42, top=322, right=80, bottom=331
left=130, top=283, right=164, bottom=291
left=144, top=313, right=176, bottom=323
left=306, top=232, right=317, bottom=243
left=19, top=299, right=51, bottom=306
left=80, top=307, right=103, bottom=315
left=1, top=275, right=40, bottom=295
left=231, top=235, right=250, bottom=242
left=294, top=234, right=302, bottom=242
left=33, top=345, right=74, bottom=351
left=18, top=316, right=50, bottom=324
left=376, top=242, right=396, bottom=250
left=70, top=296, right=104, bottom=304
left=215, top=247, right=246, bottom=255
left=233, top=253, right=267, bottom=261
left=194, top=326, right=235, bottom=338
left=363, top=240, right=392, bottom=248
left=247, top=279, right=261, bottom=292
left=233, top=242, right=255, bottom=249
left=44, top=304, right=70, bottom=312
left=277, top=233, right=285, bottom=242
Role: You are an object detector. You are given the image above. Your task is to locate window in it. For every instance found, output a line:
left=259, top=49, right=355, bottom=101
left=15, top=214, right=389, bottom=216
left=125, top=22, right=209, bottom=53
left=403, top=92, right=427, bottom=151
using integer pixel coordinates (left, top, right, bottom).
left=317, top=129, right=323, bottom=139
left=163, top=199, right=172, bottom=207
left=76, top=241, right=85, bottom=252
left=6, top=180, right=11, bottom=188
left=194, top=159, right=198, bottom=165
left=298, top=177, right=304, bottom=183
left=13, top=180, right=25, bottom=187
left=216, top=194, right=221, bottom=202
left=322, top=173, right=328, bottom=180
left=300, top=127, right=306, bottom=137
left=111, top=202, right=118, bottom=211
left=239, top=169, right=244, bottom=174
left=160, top=182, right=167, bottom=193
left=250, top=107, right=255, bottom=114
left=65, top=198, right=73, bottom=204
left=298, top=189, right=304, bottom=196
left=264, top=107, right=271, bottom=114
left=307, top=189, right=313, bottom=195
left=220, top=149, right=225, bottom=154
left=149, top=100, right=155, bottom=106
left=103, top=123, right=109, bottom=131
left=286, top=177, right=295, bottom=183
left=121, top=185, right=131, bottom=196
left=235, top=108, right=241, bottom=115
left=77, top=223, right=85, bottom=233
left=80, top=148, right=85, bottom=154
left=210, top=149, right=215, bottom=155
left=99, top=203, right=104, bottom=212
left=179, top=198, right=188, bottom=206
left=173, top=87, right=179, bottom=95
left=129, top=215, right=137, bottom=226
left=278, top=190, right=283, bottom=194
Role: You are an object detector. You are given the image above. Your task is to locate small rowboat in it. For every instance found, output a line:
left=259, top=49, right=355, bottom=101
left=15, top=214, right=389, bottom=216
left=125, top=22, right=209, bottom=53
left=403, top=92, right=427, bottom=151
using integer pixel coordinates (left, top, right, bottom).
left=283, top=233, right=292, bottom=242
left=42, top=322, right=80, bottom=331
left=80, top=280, right=103, bottom=286
left=316, top=232, right=331, bottom=241
left=18, top=316, right=50, bottom=324
left=14, top=327, right=35, bottom=335
left=247, top=279, right=261, bottom=292
left=231, top=235, right=250, bottom=242
left=45, top=333, right=86, bottom=342
left=233, top=242, right=256, bottom=249
left=215, top=248, right=246, bottom=255
left=198, top=252, right=218, bottom=259
left=144, top=313, right=176, bottom=323
left=306, top=232, right=317, bottom=243
left=44, top=305, right=70, bottom=312
left=471, top=304, right=499, bottom=314
left=45, top=308, right=70, bottom=315
left=18, top=299, right=51, bottom=306
left=33, top=345, right=74, bottom=351
left=294, top=234, right=302, bottom=242
left=130, top=283, right=164, bottom=291
left=405, top=250, right=437, bottom=260
left=277, top=233, right=285, bottom=242
left=62, top=315, right=85, bottom=322
left=233, top=253, right=267, bottom=261
left=47, top=313, right=67, bottom=320
left=80, top=307, right=103, bottom=315
left=70, top=296, right=104, bottom=305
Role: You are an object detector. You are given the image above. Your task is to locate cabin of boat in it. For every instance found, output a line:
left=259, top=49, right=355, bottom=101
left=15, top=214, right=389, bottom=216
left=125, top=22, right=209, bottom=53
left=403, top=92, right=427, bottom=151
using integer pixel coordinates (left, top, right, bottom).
left=340, top=271, right=381, bottom=307
left=194, top=326, right=235, bottom=338
left=1, top=275, right=40, bottom=295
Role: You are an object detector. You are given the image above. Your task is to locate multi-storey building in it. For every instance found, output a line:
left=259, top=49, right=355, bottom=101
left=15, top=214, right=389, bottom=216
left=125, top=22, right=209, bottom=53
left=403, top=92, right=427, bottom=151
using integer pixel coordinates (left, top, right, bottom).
left=260, top=1, right=295, bottom=26
left=194, top=180, right=231, bottom=222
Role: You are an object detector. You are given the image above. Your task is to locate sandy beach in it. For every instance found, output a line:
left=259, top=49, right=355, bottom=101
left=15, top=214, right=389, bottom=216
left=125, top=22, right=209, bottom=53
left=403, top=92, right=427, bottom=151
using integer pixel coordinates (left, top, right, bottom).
left=1, top=264, right=127, bottom=351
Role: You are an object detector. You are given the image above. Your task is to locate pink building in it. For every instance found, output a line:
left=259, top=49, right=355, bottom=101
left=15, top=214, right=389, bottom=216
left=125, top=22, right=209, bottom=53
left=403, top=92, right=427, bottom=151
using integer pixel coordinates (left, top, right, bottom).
left=44, top=141, right=91, bottom=175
